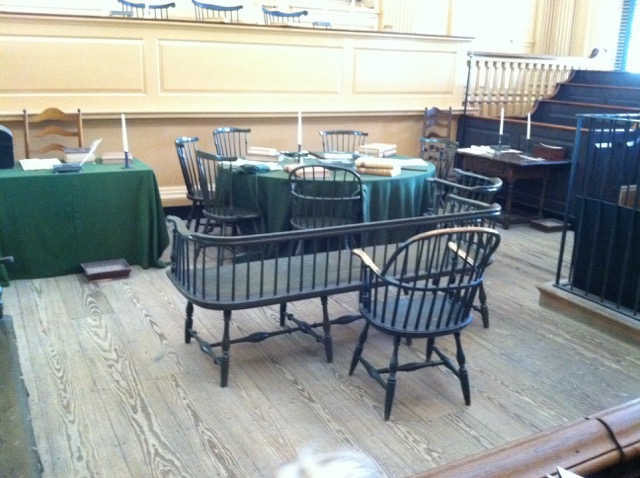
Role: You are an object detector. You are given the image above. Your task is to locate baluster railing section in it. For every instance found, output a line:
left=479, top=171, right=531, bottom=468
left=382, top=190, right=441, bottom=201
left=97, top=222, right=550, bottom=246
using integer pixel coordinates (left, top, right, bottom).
left=465, top=49, right=606, bottom=117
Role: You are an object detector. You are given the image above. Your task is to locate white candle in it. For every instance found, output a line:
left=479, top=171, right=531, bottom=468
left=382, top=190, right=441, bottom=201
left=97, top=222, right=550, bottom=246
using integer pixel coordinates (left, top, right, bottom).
left=526, top=113, right=531, bottom=140
left=499, top=107, right=504, bottom=136
left=297, top=111, right=302, bottom=146
left=121, top=114, right=129, bottom=153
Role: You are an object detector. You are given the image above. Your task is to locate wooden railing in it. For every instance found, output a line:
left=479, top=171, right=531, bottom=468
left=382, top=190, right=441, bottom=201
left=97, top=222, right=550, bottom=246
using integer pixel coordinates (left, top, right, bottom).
left=411, top=398, right=640, bottom=478
left=464, top=49, right=608, bottom=117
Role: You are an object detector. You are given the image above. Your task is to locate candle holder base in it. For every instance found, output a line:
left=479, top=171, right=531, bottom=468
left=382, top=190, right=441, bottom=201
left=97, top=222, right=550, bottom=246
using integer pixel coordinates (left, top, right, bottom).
left=490, top=142, right=510, bottom=158
left=282, top=150, right=308, bottom=163
left=122, top=151, right=134, bottom=169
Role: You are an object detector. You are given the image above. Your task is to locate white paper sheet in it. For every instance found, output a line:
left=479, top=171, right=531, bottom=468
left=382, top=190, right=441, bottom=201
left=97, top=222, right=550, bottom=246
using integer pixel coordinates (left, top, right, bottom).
left=20, top=158, right=62, bottom=170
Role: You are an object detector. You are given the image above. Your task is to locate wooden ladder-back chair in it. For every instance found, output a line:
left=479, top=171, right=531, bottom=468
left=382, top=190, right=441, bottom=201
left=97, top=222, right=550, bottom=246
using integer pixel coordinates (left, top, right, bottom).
left=192, top=0, right=243, bottom=22
left=319, top=130, right=368, bottom=153
left=423, top=106, right=453, bottom=139
left=175, top=136, right=204, bottom=231
left=262, top=5, right=309, bottom=24
left=117, top=0, right=146, bottom=17
left=213, top=127, right=250, bottom=158
left=149, top=2, right=175, bottom=18
left=419, top=137, right=457, bottom=180
left=420, top=106, right=456, bottom=179
left=23, top=107, right=84, bottom=159
left=349, top=226, right=501, bottom=420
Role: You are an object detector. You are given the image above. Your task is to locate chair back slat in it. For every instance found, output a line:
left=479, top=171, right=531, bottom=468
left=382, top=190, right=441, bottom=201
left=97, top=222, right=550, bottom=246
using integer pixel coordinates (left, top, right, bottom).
left=196, top=149, right=226, bottom=213
left=175, top=136, right=201, bottom=200
left=419, top=137, right=457, bottom=180
left=23, top=107, right=83, bottom=159
left=288, top=165, right=364, bottom=231
left=262, top=5, right=308, bottom=24
left=319, top=130, right=368, bottom=153
left=193, top=1, right=243, bottom=22
left=213, top=127, right=251, bottom=158
left=196, top=149, right=261, bottom=234
left=422, top=106, right=453, bottom=139
left=428, top=168, right=503, bottom=213
left=118, top=0, right=146, bottom=17
left=149, top=2, right=175, bottom=18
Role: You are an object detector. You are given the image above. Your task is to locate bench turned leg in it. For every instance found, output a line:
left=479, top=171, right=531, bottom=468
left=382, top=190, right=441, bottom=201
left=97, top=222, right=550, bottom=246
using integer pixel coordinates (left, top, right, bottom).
left=320, top=295, right=333, bottom=363
left=185, top=301, right=194, bottom=344
left=220, top=310, right=232, bottom=388
left=279, top=303, right=287, bottom=327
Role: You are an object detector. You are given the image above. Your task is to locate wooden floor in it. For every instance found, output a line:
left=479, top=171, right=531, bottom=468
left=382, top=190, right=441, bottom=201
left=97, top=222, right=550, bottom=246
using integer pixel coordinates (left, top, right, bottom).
left=4, top=225, right=640, bottom=478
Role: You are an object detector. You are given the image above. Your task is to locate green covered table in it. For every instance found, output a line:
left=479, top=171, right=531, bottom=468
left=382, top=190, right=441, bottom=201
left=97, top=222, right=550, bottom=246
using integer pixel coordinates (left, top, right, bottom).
left=232, top=159, right=436, bottom=234
left=0, top=159, right=169, bottom=285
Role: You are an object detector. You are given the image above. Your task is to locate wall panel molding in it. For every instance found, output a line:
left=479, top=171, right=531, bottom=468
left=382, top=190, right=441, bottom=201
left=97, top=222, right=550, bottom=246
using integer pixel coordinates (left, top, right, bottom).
left=0, top=13, right=472, bottom=115
left=0, top=12, right=471, bottom=206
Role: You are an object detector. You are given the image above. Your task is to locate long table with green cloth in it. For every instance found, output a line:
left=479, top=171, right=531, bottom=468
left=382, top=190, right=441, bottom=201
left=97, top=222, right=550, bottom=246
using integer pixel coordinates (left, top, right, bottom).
left=0, top=159, right=169, bottom=285
left=231, top=158, right=436, bottom=234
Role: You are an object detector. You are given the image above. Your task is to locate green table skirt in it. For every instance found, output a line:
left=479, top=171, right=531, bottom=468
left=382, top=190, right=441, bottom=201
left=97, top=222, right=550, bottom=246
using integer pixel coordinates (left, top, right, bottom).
left=0, top=159, right=169, bottom=284
left=232, top=163, right=436, bottom=234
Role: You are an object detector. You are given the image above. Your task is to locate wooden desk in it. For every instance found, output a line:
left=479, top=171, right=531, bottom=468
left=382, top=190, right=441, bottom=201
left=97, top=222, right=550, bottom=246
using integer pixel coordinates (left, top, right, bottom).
left=0, top=160, right=169, bottom=284
left=457, top=148, right=571, bottom=228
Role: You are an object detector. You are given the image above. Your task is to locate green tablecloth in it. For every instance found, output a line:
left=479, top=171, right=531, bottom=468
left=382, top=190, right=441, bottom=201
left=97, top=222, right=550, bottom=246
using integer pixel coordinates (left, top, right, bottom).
left=0, top=159, right=169, bottom=285
left=232, top=160, right=436, bottom=233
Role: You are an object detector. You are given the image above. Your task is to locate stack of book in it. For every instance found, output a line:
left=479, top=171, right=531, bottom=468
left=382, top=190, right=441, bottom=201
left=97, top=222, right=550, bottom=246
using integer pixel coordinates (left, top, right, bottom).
left=357, top=143, right=397, bottom=158
left=354, top=157, right=400, bottom=176
left=99, top=152, right=127, bottom=165
left=64, top=147, right=95, bottom=163
left=245, top=146, right=280, bottom=162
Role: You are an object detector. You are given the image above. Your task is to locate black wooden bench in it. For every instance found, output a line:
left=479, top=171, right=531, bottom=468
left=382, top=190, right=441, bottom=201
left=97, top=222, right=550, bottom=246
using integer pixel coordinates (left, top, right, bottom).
left=166, top=196, right=501, bottom=387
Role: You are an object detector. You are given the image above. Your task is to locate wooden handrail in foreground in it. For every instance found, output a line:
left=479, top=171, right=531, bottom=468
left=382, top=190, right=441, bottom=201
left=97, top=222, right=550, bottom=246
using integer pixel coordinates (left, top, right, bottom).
left=409, top=399, right=640, bottom=478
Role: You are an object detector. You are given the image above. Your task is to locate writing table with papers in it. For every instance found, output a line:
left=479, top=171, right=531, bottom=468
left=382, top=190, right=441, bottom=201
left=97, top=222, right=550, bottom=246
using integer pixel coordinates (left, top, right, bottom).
left=457, top=147, right=571, bottom=228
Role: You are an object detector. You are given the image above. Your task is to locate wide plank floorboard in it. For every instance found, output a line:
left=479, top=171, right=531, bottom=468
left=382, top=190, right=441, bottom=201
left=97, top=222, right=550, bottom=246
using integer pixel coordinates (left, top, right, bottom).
left=4, top=225, right=640, bottom=477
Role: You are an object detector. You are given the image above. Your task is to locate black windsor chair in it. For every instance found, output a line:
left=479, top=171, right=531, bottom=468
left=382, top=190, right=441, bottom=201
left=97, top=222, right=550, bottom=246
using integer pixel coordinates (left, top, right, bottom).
left=196, top=149, right=262, bottom=238
left=175, top=136, right=205, bottom=231
left=262, top=5, right=309, bottom=24
left=117, top=0, right=146, bottom=17
left=213, top=127, right=251, bottom=158
left=349, top=226, right=501, bottom=420
left=427, top=168, right=503, bottom=328
left=149, top=2, right=175, bottom=18
left=319, top=130, right=369, bottom=153
left=192, top=1, right=243, bottom=22
left=288, top=164, right=364, bottom=236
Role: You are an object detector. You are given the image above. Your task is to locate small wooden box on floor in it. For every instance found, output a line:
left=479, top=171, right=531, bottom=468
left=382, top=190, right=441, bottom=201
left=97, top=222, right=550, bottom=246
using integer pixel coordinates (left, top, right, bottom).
left=529, top=217, right=565, bottom=232
left=81, top=259, right=131, bottom=281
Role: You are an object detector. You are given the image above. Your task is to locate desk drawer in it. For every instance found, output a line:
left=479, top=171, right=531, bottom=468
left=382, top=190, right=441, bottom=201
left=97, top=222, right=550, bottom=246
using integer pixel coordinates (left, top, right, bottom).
left=461, top=156, right=507, bottom=176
